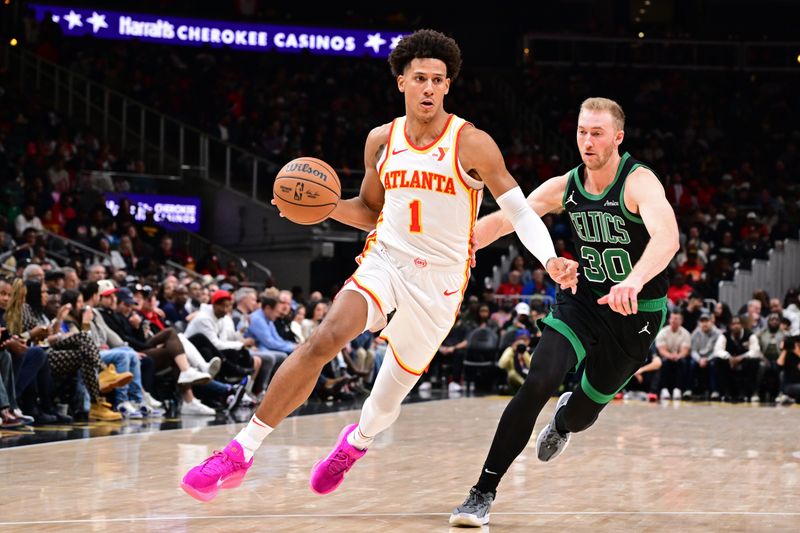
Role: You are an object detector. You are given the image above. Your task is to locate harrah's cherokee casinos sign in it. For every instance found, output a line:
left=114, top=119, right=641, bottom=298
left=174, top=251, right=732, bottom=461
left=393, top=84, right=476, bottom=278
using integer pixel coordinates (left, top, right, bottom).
left=29, top=3, right=406, bottom=58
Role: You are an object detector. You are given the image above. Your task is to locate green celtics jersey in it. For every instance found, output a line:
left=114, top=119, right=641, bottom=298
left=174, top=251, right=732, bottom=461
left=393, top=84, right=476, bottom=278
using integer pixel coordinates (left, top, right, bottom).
left=562, top=152, right=668, bottom=300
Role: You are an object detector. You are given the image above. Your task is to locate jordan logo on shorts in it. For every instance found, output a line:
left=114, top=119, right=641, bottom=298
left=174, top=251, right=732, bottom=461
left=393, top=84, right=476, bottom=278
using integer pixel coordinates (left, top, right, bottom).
left=639, top=322, right=651, bottom=335
left=565, top=191, right=578, bottom=207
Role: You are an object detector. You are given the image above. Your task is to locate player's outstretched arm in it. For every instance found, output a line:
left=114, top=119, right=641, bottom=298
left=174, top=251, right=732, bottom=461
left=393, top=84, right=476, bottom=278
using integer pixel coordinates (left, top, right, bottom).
left=472, top=173, right=569, bottom=250
left=597, top=167, right=680, bottom=315
left=459, top=126, right=577, bottom=293
left=328, top=124, right=389, bottom=232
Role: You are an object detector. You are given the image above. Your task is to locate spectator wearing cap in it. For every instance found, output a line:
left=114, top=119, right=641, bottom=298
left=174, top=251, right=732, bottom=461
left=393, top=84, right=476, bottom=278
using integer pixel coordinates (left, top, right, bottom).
left=753, top=312, right=786, bottom=399
left=690, top=310, right=722, bottom=399
left=132, top=284, right=166, bottom=332
left=44, top=269, right=65, bottom=291
left=95, top=280, right=215, bottom=415
left=184, top=290, right=259, bottom=385
left=497, top=328, right=532, bottom=394
left=655, top=312, right=693, bottom=400
left=498, top=302, right=534, bottom=353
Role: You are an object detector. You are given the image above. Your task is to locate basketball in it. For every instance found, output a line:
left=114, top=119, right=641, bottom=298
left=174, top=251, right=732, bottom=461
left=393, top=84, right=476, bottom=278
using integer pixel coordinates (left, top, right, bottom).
left=273, top=157, right=341, bottom=225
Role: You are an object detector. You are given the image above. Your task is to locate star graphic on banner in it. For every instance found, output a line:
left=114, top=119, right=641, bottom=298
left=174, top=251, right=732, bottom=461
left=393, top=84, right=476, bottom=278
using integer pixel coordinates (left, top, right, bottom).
left=86, top=12, right=108, bottom=33
left=364, top=33, right=387, bottom=54
left=63, top=10, right=83, bottom=30
left=390, top=35, right=404, bottom=49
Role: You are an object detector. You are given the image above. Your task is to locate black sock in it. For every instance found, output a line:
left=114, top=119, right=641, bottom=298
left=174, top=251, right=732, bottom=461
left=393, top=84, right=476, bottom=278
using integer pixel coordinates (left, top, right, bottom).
left=470, top=332, right=577, bottom=497
left=554, top=405, right=569, bottom=435
left=475, top=467, right=501, bottom=496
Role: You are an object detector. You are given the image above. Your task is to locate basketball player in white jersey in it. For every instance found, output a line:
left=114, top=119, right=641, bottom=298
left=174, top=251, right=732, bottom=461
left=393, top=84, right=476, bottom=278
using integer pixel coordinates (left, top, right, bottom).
left=181, top=29, right=578, bottom=502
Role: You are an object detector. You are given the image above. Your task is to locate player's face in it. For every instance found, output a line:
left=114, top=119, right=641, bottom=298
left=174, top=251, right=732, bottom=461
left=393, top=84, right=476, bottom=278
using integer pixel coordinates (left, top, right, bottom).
left=398, top=58, right=450, bottom=122
left=576, top=110, right=624, bottom=170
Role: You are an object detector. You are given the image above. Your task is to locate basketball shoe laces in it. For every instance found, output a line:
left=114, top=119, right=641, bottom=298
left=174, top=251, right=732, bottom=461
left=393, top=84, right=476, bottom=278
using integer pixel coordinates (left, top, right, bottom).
left=464, top=488, right=487, bottom=510
left=200, top=450, right=237, bottom=477
left=327, top=450, right=356, bottom=475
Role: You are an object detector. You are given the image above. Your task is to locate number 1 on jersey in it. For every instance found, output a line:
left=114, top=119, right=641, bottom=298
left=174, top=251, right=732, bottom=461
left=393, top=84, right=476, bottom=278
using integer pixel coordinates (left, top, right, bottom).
left=409, top=199, right=422, bottom=233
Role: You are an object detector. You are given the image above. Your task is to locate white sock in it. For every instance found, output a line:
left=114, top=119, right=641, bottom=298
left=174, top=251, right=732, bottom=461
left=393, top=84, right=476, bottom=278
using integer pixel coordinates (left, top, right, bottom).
left=347, top=425, right=373, bottom=450
left=234, top=415, right=273, bottom=461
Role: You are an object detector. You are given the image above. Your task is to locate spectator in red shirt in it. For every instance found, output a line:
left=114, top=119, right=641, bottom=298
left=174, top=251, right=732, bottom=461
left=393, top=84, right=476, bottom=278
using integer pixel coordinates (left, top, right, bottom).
left=668, top=272, right=694, bottom=306
left=677, top=248, right=704, bottom=283
left=497, top=270, right=523, bottom=296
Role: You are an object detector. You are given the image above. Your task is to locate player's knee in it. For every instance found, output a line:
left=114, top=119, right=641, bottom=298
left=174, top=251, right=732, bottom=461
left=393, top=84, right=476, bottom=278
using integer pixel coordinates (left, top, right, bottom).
left=304, top=324, right=349, bottom=364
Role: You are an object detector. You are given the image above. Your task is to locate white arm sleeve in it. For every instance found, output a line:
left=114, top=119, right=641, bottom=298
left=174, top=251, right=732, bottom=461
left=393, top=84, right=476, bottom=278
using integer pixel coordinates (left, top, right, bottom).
left=495, top=186, right=557, bottom=268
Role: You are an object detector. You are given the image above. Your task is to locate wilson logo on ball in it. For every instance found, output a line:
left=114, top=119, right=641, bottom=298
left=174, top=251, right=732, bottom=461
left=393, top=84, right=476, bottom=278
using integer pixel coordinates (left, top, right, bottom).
left=285, top=162, right=329, bottom=182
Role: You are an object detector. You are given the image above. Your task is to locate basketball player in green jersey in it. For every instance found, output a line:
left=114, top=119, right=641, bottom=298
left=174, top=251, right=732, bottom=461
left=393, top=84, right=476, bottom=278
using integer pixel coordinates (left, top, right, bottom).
left=450, top=97, right=680, bottom=527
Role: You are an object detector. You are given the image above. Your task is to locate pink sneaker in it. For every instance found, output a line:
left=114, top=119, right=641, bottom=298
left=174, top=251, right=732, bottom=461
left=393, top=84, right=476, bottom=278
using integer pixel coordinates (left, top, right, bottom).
left=181, top=440, right=253, bottom=502
left=310, top=424, right=367, bottom=495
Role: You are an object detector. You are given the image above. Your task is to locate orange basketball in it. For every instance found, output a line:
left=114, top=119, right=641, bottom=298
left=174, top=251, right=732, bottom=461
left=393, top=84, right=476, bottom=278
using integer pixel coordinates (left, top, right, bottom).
left=272, top=157, right=341, bottom=225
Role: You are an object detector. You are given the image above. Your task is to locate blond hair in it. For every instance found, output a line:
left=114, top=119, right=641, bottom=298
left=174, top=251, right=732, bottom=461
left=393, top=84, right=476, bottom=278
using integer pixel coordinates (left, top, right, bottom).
left=5, top=279, right=26, bottom=336
left=580, top=97, right=625, bottom=131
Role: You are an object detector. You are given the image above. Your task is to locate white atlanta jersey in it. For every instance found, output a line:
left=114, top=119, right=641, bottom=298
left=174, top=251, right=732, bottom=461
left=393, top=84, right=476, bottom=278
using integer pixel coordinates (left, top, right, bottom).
left=361, top=114, right=484, bottom=271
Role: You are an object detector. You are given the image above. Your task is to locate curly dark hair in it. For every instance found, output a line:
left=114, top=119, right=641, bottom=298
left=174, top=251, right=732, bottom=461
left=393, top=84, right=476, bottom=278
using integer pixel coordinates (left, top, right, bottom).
left=388, top=29, right=462, bottom=80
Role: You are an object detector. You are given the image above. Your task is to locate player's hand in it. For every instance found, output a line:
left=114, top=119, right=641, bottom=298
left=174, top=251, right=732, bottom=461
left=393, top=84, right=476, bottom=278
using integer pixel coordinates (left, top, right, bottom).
left=469, top=233, right=479, bottom=268
left=545, top=257, right=579, bottom=294
left=270, top=199, right=286, bottom=218
left=597, top=277, right=644, bottom=315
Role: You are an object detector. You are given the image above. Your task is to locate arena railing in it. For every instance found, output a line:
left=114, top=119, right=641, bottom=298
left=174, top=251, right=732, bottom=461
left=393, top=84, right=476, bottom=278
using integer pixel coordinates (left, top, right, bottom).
left=718, top=238, right=800, bottom=313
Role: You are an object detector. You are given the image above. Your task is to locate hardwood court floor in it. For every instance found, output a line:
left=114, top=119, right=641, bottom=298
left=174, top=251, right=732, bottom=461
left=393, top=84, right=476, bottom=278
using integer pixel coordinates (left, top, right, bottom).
left=0, top=397, right=798, bottom=532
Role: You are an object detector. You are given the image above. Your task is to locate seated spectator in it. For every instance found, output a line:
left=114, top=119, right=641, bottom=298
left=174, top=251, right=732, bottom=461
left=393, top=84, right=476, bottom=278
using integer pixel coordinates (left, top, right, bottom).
left=61, top=287, right=149, bottom=418
left=509, top=255, right=532, bottom=285
left=743, top=299, right=766, bottom=331
left=713, top=301, right=733, bottom=333
left=677, top=247, right=704, bottom=283
left=521, top=268, right=556, bottom=301
left=497, top=270, right=523, bottom=297
left=497, top=328, right=532, bottom=394
left=776, top=336, right=800, bottom=404
left=163, top=284, right=190, bottom=331
left=95, top=282, right=214, bottom=414
left=713, top=316, right=761, bottom=402
left=184, top=290, right=259, bottom=389
left=249, top=297, right=297, bottom=357
left=5, top=279, right=122, bottom=420
left=681, top=292, right=704, bottom=333
left=668, top=273, right=693, bottom=306
left=0, top=279, right=63, bottom=424
left=622, top=350, right=662, bottom=401
left=430, top=313, right=472, bottom=393
left=690, top=311, right=721, bottom=399
left=14, top=204, right=43, bottom=238
left=753, top=312, right=785, bottom=399
left=655, top=312, right=692, bottom=400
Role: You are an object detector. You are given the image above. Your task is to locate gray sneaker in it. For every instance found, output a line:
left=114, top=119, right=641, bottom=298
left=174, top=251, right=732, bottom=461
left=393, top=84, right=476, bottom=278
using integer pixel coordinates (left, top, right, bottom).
left=536, top=392, right=572, bottom=462
left=449, top=487, right=494, bottom=527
